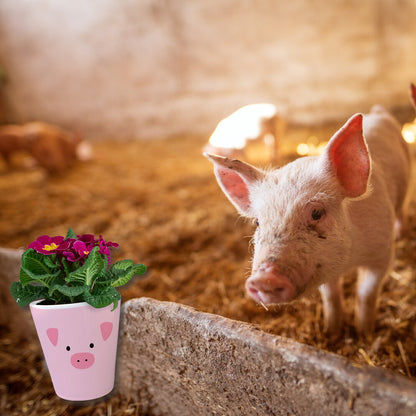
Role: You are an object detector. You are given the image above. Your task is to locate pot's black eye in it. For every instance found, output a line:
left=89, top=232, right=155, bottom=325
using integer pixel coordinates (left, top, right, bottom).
left=255, top=219, right=259, bottom=227
left=89, top=343, right=94, bottom=349
left=66, top=346, right=71, bottom=351
left=311, top=208, right=325, bottom=221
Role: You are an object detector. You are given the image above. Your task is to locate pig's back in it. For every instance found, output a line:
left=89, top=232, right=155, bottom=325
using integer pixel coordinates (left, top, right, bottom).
left=362, top=107, right=411, bottom=215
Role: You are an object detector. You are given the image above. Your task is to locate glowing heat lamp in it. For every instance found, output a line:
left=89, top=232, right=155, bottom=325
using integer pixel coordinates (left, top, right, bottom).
left=203, top=103, right=285, bottom=162
left=402, top=119, right=416, bottom=144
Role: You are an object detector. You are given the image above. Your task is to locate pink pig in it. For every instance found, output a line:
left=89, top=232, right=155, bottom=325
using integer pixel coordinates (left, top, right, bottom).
left=30, top=302, right=120, bottom=400
left=205, top=106, right=411, bottom=338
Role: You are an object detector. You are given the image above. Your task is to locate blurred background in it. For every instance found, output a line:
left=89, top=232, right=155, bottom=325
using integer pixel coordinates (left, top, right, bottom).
left=0, top=0, right=415, bottom=140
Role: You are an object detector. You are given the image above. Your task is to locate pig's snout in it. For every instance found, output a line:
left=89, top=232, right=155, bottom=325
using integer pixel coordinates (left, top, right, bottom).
left=246, top=263, right=295, bottom=305
left=71, top=352, right=95, bottom=369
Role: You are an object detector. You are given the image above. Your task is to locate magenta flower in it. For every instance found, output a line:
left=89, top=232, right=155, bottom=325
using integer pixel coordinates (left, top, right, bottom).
left=63, top=239, right=95, bottom=262
left=54, top=239, right=73, bottom=252
left=28, top=235, right=65, bottom=255
left=78, top=234, right=96, bottom=245
left=98, top=235, right=118, bottom=264
left=27, top=231, right=119, bottom=267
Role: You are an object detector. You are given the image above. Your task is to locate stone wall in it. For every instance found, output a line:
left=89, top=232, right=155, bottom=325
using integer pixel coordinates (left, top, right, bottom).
left=118, top=298, right=416, bottom=416
left=0, top=0, right=415, bottom=140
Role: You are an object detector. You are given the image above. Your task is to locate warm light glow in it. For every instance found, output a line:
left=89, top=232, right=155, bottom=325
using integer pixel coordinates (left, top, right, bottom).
left=208, top=103, right=277, bottom=149
left=296, top=137, right=327, bottom=156
left=317, top=142, right=328, bottom=155
left=402, top=119, right=416, bottom=144
left=296, top=143, right=309, bottom=155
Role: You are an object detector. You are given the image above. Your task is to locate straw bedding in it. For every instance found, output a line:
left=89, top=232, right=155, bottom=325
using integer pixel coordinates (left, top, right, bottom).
left=1, top=128, right=415, bottom=415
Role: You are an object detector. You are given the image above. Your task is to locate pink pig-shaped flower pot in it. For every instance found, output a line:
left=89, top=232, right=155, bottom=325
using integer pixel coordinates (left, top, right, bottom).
left=30, top=300, right=121, bottom=401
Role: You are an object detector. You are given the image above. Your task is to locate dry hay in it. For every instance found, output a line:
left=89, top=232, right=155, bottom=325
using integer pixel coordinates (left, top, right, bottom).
left=1, top=127, right=416, bottom=414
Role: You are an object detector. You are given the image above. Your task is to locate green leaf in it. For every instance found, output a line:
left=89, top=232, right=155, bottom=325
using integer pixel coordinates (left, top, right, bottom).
left=66, top=247, right=107, bottom=286
left=43, top=273, right=65, bottom=289
left=83, top=286, right=121, bottom=310
left=61, top=257, right=72, bottom=277
left=66, top=228, right=76, bottom=239
left=132, top=264, right=147, bottom=275
left=19, top=268, right=35, bottom=286
left=20, top=249, right=59, bottom=284
left=21, top=267, right=61, bottom=287
left=43, top=254, right=60, bottom=270
left=50, top=284, right=89, bottom=298
left=10, top=281, right=49, bottom=307
left=111, top=263, right=147, bottom=287
left=21, top=249, right=51, bottom=275
left=112, top=259, right=134, bottom=271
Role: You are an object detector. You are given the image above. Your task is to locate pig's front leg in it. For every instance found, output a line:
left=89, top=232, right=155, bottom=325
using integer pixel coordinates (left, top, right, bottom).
left=355, top=266, right=388, bottom=337
left=319, top=278, right=344, bottom=340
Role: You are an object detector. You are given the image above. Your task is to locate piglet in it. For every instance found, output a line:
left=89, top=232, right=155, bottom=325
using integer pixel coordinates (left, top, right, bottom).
left=205, top=106, right=411, bottom=338
left=0, top=121, right=91, bottom=173
left=203, top=103, right=285, bottom=162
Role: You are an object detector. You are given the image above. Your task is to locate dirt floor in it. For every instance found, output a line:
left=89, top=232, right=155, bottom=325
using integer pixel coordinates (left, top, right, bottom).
left=1, top=122, right=416, bottom=415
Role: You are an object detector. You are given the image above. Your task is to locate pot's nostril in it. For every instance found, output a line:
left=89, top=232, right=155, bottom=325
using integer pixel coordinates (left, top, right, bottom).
left=71, top=352, right=95, bottom=369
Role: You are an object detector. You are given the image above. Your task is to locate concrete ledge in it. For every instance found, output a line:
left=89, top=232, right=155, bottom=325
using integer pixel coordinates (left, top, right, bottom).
left=118, top=298, right=416, bottom=416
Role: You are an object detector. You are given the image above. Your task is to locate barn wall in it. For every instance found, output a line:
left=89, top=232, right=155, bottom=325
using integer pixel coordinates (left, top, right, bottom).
left=0, top=0, right=415, bottom=140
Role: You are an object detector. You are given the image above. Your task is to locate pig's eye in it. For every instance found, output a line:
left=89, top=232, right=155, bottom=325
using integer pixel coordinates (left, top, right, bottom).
left=89, top=343, right=94, bottom=348
left=311, top=208, right=325, bottom=221
left=66, top=346, right=71, bottom=351
left=255, top=218, right=259, bottom=227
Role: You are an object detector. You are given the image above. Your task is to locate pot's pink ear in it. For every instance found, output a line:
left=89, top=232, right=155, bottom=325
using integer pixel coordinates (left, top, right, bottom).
left=410, top=83, right=416, bottom=110
left=322, top=114, right=370, bottom=198
left=46, top=328, right=59, bottom=346
left=100, top=322, right=113, bottom=341
left=204, top=153, right=263, bottom=215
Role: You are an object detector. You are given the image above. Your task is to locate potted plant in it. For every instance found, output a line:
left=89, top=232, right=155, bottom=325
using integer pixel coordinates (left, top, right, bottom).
left=10, top=228, right=146, bottom=401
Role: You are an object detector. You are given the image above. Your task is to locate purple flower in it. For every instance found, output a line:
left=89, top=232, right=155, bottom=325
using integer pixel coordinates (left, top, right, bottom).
left=54, top=239, right=73, bottom=252
left=63, top=240, right=92, bottom=262
left=74, top=240, right=92, bottom=259
left=99, top=235, right=118, bottom=249
left=27, top=231, right=119, bottom=267
left=62, top=250, right=78, bottom=262
left=77, top=234, right=96, bottom=245
left=98, top=235, right=118, bottom=264
left=28, top=235, right=65, bottom=255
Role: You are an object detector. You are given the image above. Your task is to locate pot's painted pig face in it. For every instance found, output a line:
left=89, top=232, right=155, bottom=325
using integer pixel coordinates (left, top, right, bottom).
left=46, top=322, right=113, bottom=370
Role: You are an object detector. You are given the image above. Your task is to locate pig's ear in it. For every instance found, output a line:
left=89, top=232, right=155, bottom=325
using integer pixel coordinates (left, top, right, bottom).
left=410, top=83, right=416, bottom=109
left=100, top=322, right=113, bottom=341
left=46, top=328, right=59, bottom=346
left=204, top=153, right=263, bottom=215
left=322, top=114, right=370, bottom=198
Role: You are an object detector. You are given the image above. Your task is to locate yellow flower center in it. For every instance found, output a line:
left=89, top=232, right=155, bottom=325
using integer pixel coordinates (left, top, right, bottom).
left=84, top=250, right=90, bottom=256
left=43, top=243, right=59, bottom=251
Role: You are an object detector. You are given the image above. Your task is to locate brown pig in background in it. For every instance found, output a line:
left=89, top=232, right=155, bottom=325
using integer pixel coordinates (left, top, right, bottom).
left=205, top=105, right=411, bottom=339
left=0, top=121, right=91, bottom=173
